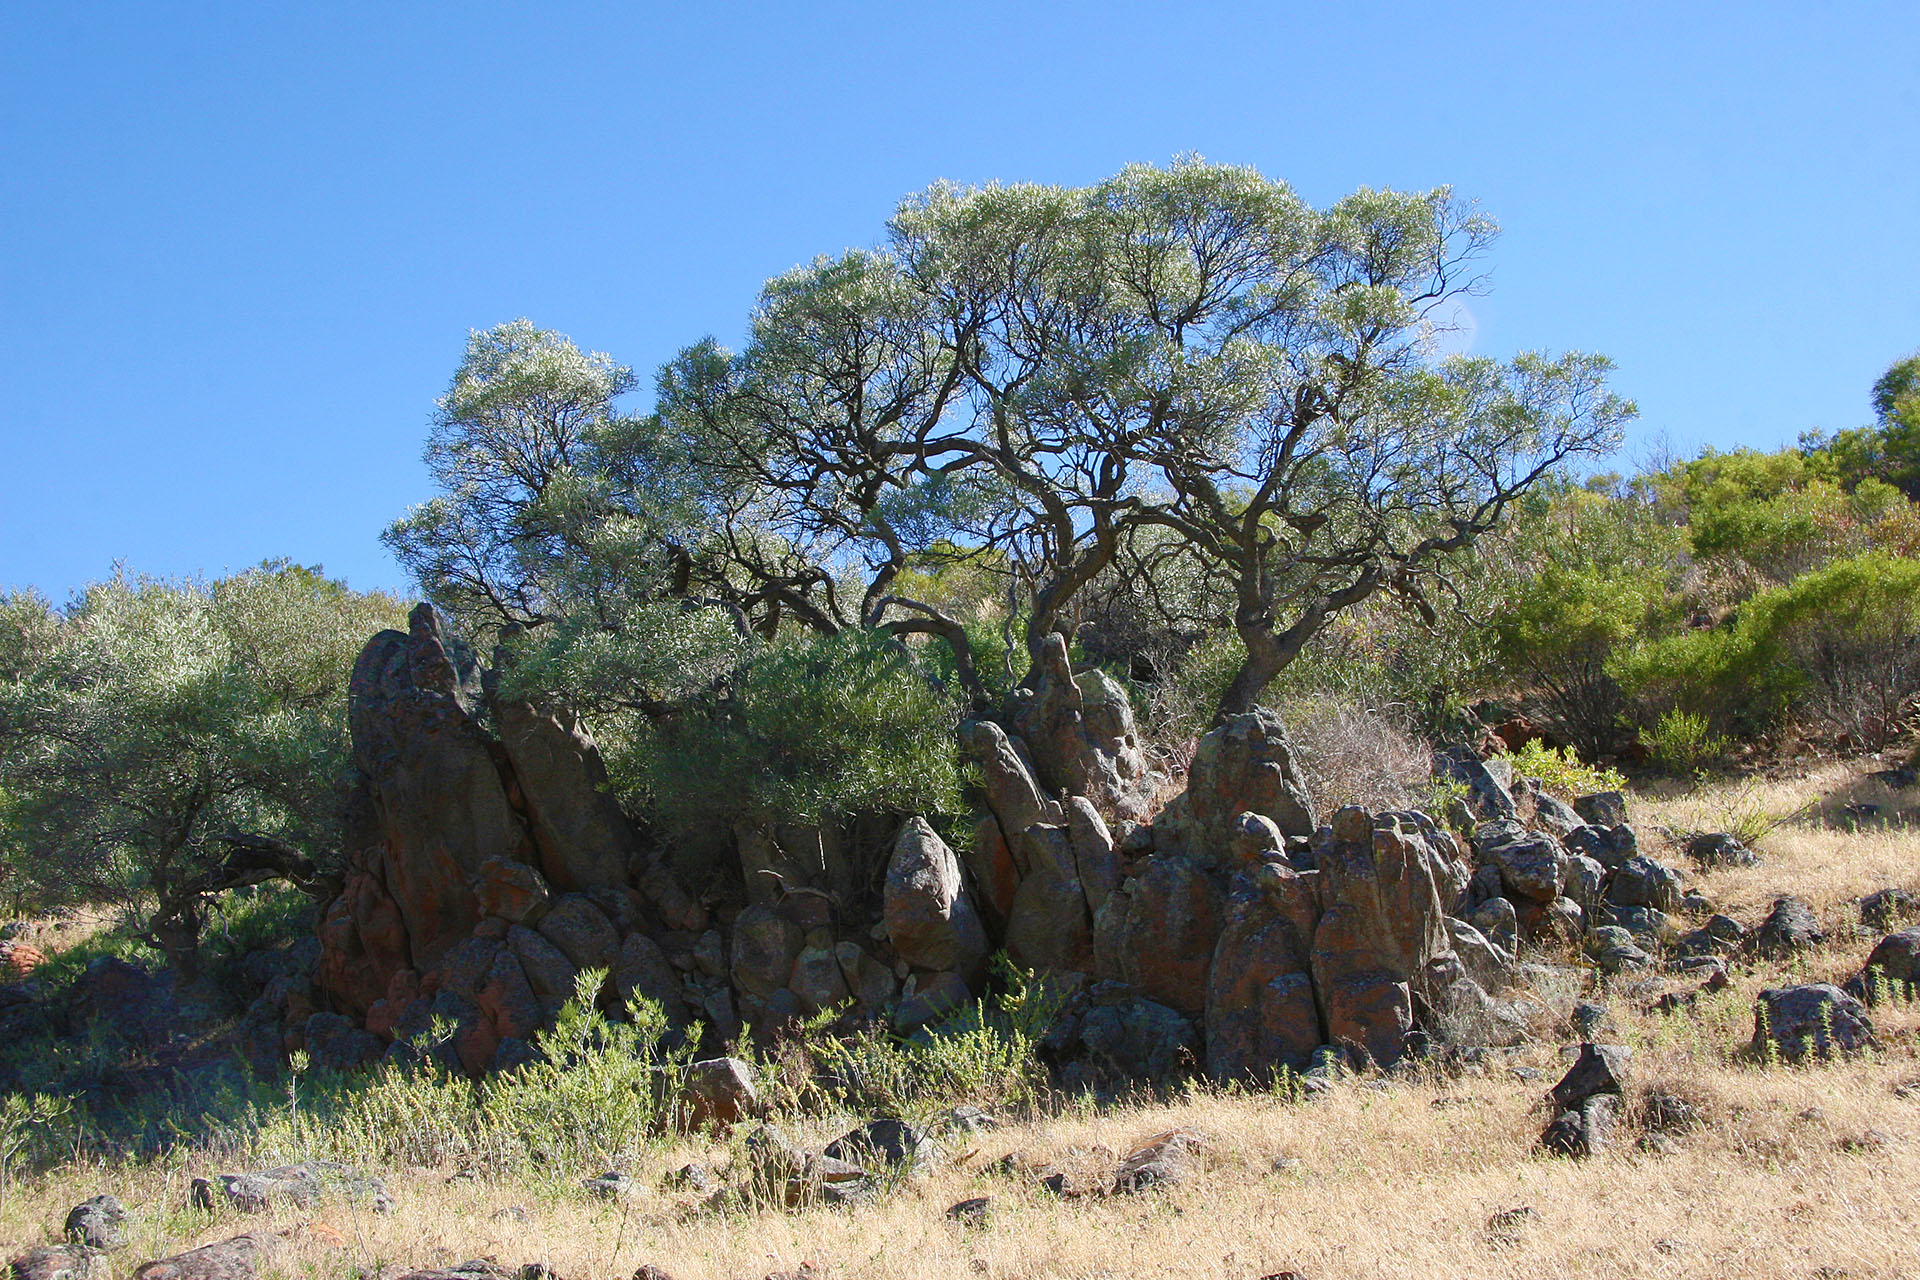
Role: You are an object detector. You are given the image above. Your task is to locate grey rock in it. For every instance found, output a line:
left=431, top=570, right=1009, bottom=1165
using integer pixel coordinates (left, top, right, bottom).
left=1572, top=791, right=1629, bottom=827
left=1472, top=821, right=1566, bottom=904
left=1753, top=895, right=1823, bottom=957
left=62, top=1197, right=125, bottom=1251
left=1607, top=856, right=1685, bottom=913
left=1435, top=747, right=1518, bottom=823
left=11, top=1245, right=108, bottom=1280
left=1752, top=983, right=1875, bottom=1062
left=1686, top=831, right=1759, bottom=869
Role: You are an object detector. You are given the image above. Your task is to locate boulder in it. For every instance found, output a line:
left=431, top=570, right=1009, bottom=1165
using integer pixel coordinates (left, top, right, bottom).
left=507, top=924, right=578, bottom=1011
left=535, top=894, right=620, bottom=972
left=1205, top=867, right=1324, bottom=1081
left=1010, top=633, right=1158, bottom=821
left=787, top=945, right=852, bottom=1015
left=1435, top=747, right=1517, bottom=822
left=824, top=1119, right=936, bottom=1167
left=1753, top=984, right=1874, bottom=1062
left=1753, top=895, right=1823, bottom=957
left=961, top=816, right=1020, bottom=925
left=1156, top=710, right=1317, bottom=863
left=1466, top=895, right=1519, bottom=953
left=1852, top=929, right=1920, bottom=1002
left=1447, top=918, right=1515, bottom=992
left=894, top=970, right=971, bottom=1031
left=11, top=1246, right=108, bottom=1280
left=1564, top=824, right=1637, bottom=871
left=1861, top=888, right=1920, bottom=930
left=1572, top=791, right=1628, bottom=827
left=1472, top=821, right=1566, bottom=904
left=1066, top=797, right=1122, bottom=914
left=1004, top=826, right=1093, bottom=974
left=471, top=858, right=550, bottom=924
left=964, top=721, right=1062, bottom=841
left=1541, top=1094, right=1619, bottom=1158
left=884, top=818, right=989, bottom=983
left=489, top=687, right=635, bottom=892
left=1111, top=1130, right=1205, bottom=1193
left=681, top=1057, right=758, bottom=1127
left=1310, top=809, right=1457, bottom=1066
left=131, top=1236, right=276, bottom=1280
left=1091, top=855, right=1225, bottom=1015
left=1079, top=997, right=1200, bottom=1082
left=1607, top=856, right=1685, bottom=913
left=1686, top=832, right=1759, bottom=869
left=62, top=1198, right=126, bottom=1252
left=1549, top=1043, right=1632, bottom=1108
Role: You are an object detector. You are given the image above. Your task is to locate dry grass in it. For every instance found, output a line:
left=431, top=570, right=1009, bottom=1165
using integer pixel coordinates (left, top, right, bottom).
left=6, top=764, right=1920, bottom=1279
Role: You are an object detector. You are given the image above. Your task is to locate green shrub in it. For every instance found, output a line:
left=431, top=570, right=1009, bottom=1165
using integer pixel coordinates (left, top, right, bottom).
left=1646, top=708, right=1726, bottom=776
left=1497, top=739, right=1625, bottom=799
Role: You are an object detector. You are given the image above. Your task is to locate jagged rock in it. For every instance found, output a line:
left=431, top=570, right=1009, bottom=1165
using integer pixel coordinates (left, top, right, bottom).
left=964, top=720, right=1062, bottom=841
left=1607, top=856, right=1685, bottom=913
left=1435, top=747, right=1517, bottom=822
left=1677, top=913, right=1746, bottom=956
left=338, top=605, right=523, bottom=979
left=730, top=904, right=805, bottom=1002
left=1010, top=633, right=1157, bottom=821
left=1466, top=895, right=1519, bottom=953
left=535, top=895, right=619, bottom=972
left=1472, top=821, right=1566, bottom=904
left=473, top=949, right=543, bottom=1041
left=302, top=1012, right=382, bottom=1069
left=1004, top=825, right=1093, bottom=974
left=1861, top=888, right=1920, bottom=930
left=1092, top=855, right=1225, bottom=1015
left=614, top=933, right=688, bottom=1026
left=787, top=945, right=852, bottom=1015
left=1573, top=791, right=1628, bottom=827
left=1564, top=824, right=1637, bottom=871
left=1541, top=1094, right=1619, bottom=1157
left=895, top=970, right=970, bottom=1031
left=472, top=858, right=550, bottom=924
left=1687, top=831, right=1759, bottom=868
left=1562, top=855, right=1607, bottom=912
left=1311, top=809, right=1457, bottom=1067
left=885, top=818, right=989, bottom=984
left=1066, top=797, right=1122, bottom=914
left=11, top=1246, right=108, bottom=1280
left=1111, top=1130, right=1205, bottom=1193
left=490, top=686, right=635, bottom=892
left=1550, top=1043, right=1632, bottom=1108
left=824, top=1119, right=936, bottom=1167
left=1753, top=984, right=1875, bottom=1061
left=1079, top=996, right=1199, bottom=1081
left=1447, top=917, right=1515, bottom=992
left=1521, top=783, right=1582, bottom=837
left=962, top=816, right=1020, bottom=926
left=1603, top=903, right=1677, bottom=950
left=1753, top=896, right=1823, bottom=957
left=1585, top=925, right=1653, bottom=973
left=834, top=940, right=897, bottom=1010
left=1155, top=710, right=1317, bottom=863
left=681, top=1057, right=758, bottom=1127
left=62, top=1198, right=126, bottom=1252
left=1851, top=929, right=1920, bottom=1002
left=1206, top=865, right=1324, bottom=1081
left=507, top=924, right=578, bottom=1011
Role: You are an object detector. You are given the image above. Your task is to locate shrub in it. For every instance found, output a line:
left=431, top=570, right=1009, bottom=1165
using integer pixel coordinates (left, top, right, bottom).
left=1282, top=697, right=1434, bottom=815
left=1646, top=708, right=1726, bottom=776
left=1496, top=739, right=1625, bottom=800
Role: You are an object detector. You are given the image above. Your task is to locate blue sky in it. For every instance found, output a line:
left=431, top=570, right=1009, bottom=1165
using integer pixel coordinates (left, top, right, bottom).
left=3, top=2, right=1917, bottom=598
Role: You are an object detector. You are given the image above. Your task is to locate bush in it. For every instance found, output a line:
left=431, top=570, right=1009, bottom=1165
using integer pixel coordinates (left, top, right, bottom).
left=1646, top=708, right=1726, bottom=776
left=1496, top=739, right=1625, bottom=800
left=1282, top=697, right=1434, bottom=815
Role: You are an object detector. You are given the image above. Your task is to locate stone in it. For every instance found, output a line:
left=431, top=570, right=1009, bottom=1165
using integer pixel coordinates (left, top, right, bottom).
left=1066, top=797, right=1122, bottom=914
left=1585, top=925, right=1653, bottom=974
left=1310, top=809, right=1456, bottom=1067
left=1447, top=918, right=1515, bottom=992
left=1686, top=831, right=1759, bottom=868
left=1091, top=855, right=1225, bottom=1015
left=1540, top=1094, right=1619, bottom=1157
left=947, top=1196, right=992, bottom=1226
left=1852, top=929, right=1920, bottom=1002
left=824, top=1119, right=936, bottom=1167
left=507, top=924, right=578, bottom=1011
left=1466, top=896, right=1519, bottom=953
left=475, top=949, right=545, bottom=1042
left=1862, top=888, right=1920, bottom=930
left=1752, top=984, right=1875, bottom=1062
left=614, top=933, right=688, bottom=1026
left=301, top=1012, right=382, bottom=1070
left=964, top=720, right=1061, bottom=840
left=729, top=904, right=806, bottom=1001
left=1111, top=1130, right=1204, bottom=1194
left=62, top=1197, right=126, bottom=1252
left=11, top=1246, right=108, bottom=1280
left=489, top=685, right=635, bottom=892
left=1010, top=633, right=1157, bottom=821
left=1677, top=914, right=1746, bottom=956
left=584, top=1171, right=634, bottom=1200
left=472, top=859, right=550, bottom=925
left=1562, top=855, right=1606, bottom=911
left=894, top=970, right=971, bottom=1032
left=1753, top=896, right=1823, bottom=957
left=1564, top=824, right=1637, bottom=871
left=1155, top=709, right=1317, bottom=861
left=1607, top=856, right=1685, bottom=913
left=682, top=1057, right=758, bottom=1127
left=1472, top=821, right=1566, bottom=904
left=787, top=945, right=852, bottom=1015
left=132, top=1234, right=275, bottom=1280
left=1079, top=997, right=1199, bottom=1082
left=1206, top=869, right=1324, bottom=1081
left=1549, top=1042, right=1632, bottom=1108
left=1004, top=825, right=1093, bottom=974
left=1525, top=786, right=1582, bottom=837
left=1434, top=746, right=1517, bottom=822
left=1603, top=904, right=1676, bottom=950
left=535, top=894, right=620, bottom=972
left=1572, top=791, right=1628, bottom=827
left=961, top=816, right=1020, bottom=926
left=884, top=818, right=990, bottom=984
left=835, top=940, right=898, bottom=1011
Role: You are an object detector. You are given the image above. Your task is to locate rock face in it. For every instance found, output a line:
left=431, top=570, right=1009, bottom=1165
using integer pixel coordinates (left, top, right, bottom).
left=1010, top=633, right=1160, bottom=822
left=1154, top=710, right=1317, bottom=862
left=884, top=819, right=989, bottom=984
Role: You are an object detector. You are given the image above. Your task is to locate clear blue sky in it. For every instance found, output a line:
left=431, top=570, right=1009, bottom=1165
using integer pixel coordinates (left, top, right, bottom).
left=4, top=2, right=1917, bottom=599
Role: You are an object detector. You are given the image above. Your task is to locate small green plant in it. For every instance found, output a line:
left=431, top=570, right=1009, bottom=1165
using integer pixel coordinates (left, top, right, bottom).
left=1498, top=739, right=1626, bottom=800
left=1646, top=708, right=1726, bottom=775
left=0, top=1091, right=70, bottom=1207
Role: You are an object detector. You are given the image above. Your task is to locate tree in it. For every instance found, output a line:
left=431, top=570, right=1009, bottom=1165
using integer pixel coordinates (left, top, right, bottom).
left=0, top=563, right=404, bottom=974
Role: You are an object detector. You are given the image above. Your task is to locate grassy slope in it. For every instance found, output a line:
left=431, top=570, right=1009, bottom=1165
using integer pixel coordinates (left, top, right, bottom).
left=5, top=765, right=1920, bottom=1280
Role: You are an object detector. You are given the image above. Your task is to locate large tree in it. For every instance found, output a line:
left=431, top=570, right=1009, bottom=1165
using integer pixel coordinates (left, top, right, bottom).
left=0, top=564, right=404, bottom=974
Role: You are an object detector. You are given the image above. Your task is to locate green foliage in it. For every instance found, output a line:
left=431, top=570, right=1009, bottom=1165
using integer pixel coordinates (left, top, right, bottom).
left=1497, top=740, right=1625, bottom=800
left=1645, top=708, right=1726, bottom=776
left=631, top=628, right=967, bottom=835
left=0, top=563, right=404, bottom=962
left=0, top=1092, right=70, bottom=1206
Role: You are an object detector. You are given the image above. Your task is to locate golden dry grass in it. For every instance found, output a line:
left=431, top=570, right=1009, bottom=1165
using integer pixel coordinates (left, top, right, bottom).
left=6, top=764, right=1920, bottom=1280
